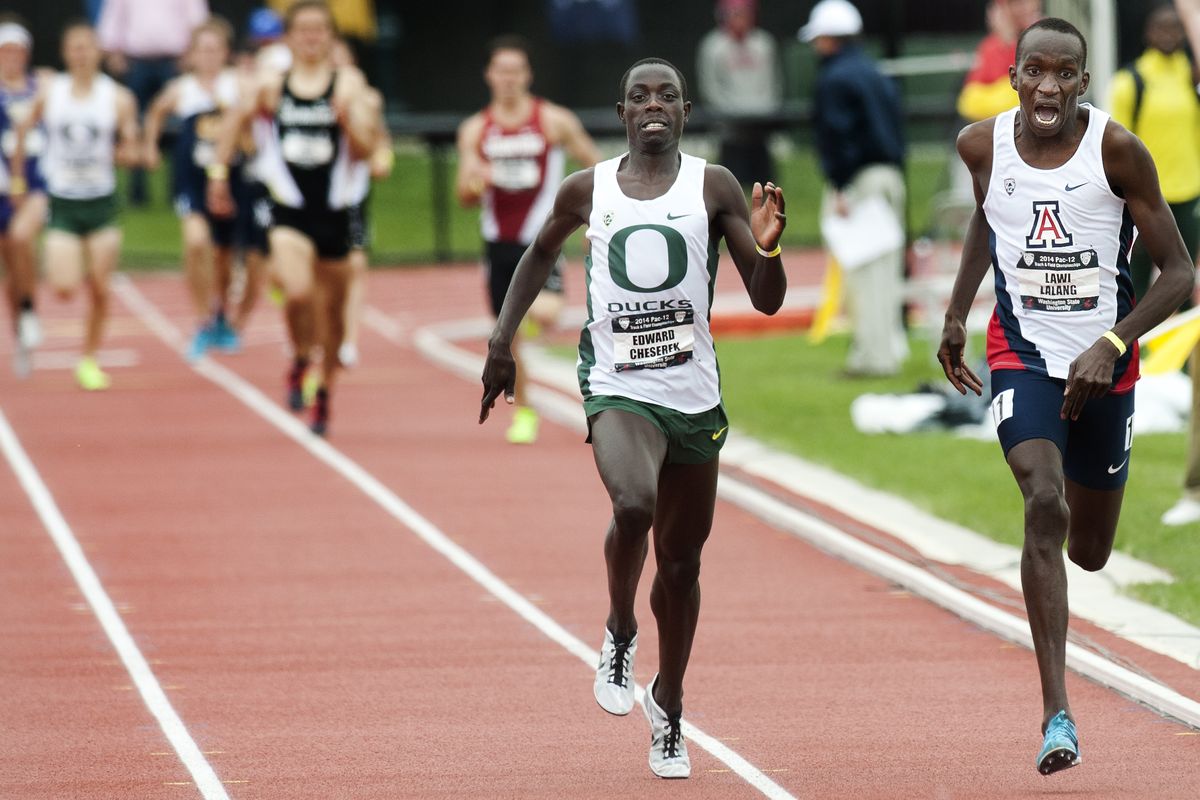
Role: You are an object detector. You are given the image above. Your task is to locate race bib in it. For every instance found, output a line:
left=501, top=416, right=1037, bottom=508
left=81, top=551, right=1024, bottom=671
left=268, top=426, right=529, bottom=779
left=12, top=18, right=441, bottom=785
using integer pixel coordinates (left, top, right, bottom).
left=1017, top=249, right=1100, bottom=312
left=491, top=158, right=540, bottom=191
left=281, top=131, right=334, bottom=167
left=612, top=309, right=694, bottom=372
left=2, top=127, right=45, bottom=158
left=192, top=140, right=216, bottom=167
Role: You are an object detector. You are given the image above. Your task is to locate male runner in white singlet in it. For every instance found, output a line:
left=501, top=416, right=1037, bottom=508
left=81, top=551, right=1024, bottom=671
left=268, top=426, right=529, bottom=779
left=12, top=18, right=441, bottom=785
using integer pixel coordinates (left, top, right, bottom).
left=939, top=18, right=1193, bottom=776
left=457, top=35, right=599, bottom=444
left=480, top=58, right=787, bottom=779
left=10, top=22, right=139, bottom=391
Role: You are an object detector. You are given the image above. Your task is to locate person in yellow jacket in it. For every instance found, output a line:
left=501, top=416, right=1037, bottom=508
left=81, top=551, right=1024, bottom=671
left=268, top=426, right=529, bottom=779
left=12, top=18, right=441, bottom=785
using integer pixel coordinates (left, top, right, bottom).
left=1129, top=3, right=1200, bottom=525
left=268, top=0, right=375, bottom=40
left=1109, top=3, right=1200, bottom=303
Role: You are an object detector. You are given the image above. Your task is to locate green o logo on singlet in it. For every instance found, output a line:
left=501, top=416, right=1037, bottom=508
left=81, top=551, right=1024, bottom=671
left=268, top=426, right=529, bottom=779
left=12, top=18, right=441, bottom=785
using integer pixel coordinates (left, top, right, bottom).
left=607, top=224, right=688, bottom=293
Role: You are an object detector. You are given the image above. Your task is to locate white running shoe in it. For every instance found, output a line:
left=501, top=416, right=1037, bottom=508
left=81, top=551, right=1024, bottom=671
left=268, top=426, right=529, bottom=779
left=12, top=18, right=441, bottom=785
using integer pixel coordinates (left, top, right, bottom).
left=1162, top=497, right=1200, bottom=526
left=593, top=628, right=637, bottom=715
left=338, top=341, right=359, bottom=368
left=17, top=310, right=42, bottom=349
left=643, top=674, right=690, bottom=779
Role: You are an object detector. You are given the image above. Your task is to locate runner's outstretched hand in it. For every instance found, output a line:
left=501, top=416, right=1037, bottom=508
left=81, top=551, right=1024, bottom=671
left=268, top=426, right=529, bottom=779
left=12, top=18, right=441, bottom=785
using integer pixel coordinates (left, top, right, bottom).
left=750, top=181, right=786, bottom=250
left=479, top=340, right=516, bottom=423
left=938, top=317, right=983, bottom=396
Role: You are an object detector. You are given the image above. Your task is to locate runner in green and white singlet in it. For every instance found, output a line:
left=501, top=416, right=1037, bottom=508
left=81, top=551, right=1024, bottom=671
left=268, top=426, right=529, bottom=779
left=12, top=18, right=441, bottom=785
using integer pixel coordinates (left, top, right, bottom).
left=480, top=57, right=787, bottom=780
left=580, top=151, right=719, bottom=415
left=9, top=22, right=139, bottom=390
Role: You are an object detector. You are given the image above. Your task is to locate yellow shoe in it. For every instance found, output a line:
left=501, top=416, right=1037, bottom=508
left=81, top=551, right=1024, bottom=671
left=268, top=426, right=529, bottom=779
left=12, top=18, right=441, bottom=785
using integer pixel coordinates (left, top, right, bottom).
left=269, top=285, right=285, bottom=308
left=75, top=356, right=111, bottom=391
left=302, top=367, right=321, bottom=408
left=506, top=406, right=539, bottom=445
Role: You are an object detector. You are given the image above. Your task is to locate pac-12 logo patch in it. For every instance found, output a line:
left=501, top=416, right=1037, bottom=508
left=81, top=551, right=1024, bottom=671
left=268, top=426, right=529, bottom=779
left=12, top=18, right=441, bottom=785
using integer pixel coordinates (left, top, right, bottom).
left=602, top=211, right=615, bottom=227
left=1004, top=177, right=1016, bottom=196
left=1025, top=200, right=1074, bottom=249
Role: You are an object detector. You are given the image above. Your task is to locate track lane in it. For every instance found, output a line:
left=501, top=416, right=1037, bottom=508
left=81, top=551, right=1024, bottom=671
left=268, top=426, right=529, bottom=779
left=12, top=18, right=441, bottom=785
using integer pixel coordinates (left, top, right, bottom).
left=1, top=266, right=1197, bottom=798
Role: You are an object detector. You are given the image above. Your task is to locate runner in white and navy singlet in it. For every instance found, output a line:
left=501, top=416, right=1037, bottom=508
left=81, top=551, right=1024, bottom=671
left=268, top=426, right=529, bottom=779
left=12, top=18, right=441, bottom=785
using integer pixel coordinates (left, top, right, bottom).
left=940, top=19, right=1194, bottom=775
left=985, top=104, right=1138, bottom=395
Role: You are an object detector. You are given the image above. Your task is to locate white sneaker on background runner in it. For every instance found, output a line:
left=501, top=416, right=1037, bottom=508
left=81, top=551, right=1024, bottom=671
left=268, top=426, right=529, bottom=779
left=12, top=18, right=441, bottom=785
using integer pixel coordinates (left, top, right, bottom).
left=338, top=342, right=359, bottom=368
left=17, top=310, right=42, bottom=349
left=593, top=628, right=637, bottom=715
left=642, top=674, right=690, bottom=779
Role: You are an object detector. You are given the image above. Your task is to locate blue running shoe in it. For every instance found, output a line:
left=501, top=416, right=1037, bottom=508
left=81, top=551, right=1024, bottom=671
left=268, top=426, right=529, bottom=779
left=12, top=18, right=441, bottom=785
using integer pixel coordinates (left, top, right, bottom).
left=1037, top=710, right=1080, bottom=775
left=187, top=323, right=214, bottom=361
left=213, top=317, right=241, bottom=353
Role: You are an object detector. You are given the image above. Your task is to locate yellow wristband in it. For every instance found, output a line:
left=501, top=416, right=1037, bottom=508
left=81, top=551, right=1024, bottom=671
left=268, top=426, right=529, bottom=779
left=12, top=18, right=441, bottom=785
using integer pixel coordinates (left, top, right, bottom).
left=9, top=175, right=27, bottom=195
left=1101, top=330, right=1127, bottom=356
left=206, top=163, right=229, bottom=181
left=755, top=243, right=782, bottom=258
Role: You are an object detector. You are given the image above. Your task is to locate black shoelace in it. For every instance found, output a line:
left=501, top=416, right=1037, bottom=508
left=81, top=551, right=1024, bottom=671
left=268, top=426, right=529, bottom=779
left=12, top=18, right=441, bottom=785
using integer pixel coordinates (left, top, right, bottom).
left=663, top=715, right=682, bottom=759
left=607, top=639, right=632, bottom=687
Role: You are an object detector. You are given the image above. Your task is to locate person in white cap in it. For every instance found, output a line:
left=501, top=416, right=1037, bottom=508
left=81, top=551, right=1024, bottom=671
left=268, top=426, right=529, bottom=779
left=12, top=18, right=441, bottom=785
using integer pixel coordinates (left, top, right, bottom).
left=801, top=0, right=909, bottom=377
left=0, top=15, right=48, bottom=377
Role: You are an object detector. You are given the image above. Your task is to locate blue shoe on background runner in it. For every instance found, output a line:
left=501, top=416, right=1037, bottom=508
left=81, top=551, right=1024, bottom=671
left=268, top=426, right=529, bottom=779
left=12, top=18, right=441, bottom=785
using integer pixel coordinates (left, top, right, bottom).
left=187, top=323, right=215, bottom=362
left=213, top=316, right=241, bottom=353
left=1037, top=710, right=1080, bottom=775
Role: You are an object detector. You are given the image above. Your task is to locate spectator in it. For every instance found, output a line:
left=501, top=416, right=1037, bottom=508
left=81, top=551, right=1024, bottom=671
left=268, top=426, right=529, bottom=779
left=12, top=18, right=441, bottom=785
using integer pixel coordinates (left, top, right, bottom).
left=696, top=0, right=782, bottom=188
left=97, top=0, right=209, bottom=205
left=1117, top=3, right=1200, bottom=526
left=956, top=0, right=1043, bottom=122
left=802, top=0, right=908, bottom=377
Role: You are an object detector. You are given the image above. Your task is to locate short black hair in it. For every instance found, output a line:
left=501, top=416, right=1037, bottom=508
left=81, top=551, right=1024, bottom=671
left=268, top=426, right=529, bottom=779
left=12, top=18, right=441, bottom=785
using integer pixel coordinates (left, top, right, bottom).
left=486, top=34, right=532, bottom=68
left=1016, top=17, right=1088, bottom=69
left=619, top=58, right=688, bottom=102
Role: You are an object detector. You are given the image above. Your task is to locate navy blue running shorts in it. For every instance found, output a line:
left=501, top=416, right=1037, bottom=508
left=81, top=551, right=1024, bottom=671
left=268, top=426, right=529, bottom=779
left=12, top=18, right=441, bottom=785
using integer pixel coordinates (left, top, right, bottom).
left=990, top=368, right=1135, bottom=490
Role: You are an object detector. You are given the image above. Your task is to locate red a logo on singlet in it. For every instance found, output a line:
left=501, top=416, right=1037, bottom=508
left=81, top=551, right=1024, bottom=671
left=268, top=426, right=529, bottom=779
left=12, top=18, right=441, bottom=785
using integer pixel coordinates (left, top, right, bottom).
left=1025, top=201, right=1074, bottom=249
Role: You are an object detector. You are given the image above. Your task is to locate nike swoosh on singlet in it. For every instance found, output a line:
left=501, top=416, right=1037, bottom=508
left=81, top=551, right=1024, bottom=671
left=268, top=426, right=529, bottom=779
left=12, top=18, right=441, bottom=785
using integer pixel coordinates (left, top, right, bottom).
left=1065, top=182, right=1088, bottom=191
left=666, top=213, right=692, bottom=220
left=1107, top=459, right=1128, bottom=474
left=711, top=426, right=728, bottom=441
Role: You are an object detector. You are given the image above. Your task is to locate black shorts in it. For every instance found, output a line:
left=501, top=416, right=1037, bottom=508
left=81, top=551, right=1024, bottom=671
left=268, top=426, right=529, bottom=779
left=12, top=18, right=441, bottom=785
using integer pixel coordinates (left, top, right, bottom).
left=348, top=200, right=370, bottom=250
left=234, top=179, right=270, bottom=254
left=990, top=368, right=1135, bottom=490
left=484, top=240, right=564, bottom=317
left=270, top=203, right=351, bottom=259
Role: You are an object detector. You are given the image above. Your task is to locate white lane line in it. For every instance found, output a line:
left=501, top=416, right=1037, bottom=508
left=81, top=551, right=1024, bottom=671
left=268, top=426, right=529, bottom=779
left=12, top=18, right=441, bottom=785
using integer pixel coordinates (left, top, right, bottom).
left=114, top=278, right=796, bottom=799
left=0, top=405, right=229, bottom=800
left=403, top=312, right=1200, bottom=731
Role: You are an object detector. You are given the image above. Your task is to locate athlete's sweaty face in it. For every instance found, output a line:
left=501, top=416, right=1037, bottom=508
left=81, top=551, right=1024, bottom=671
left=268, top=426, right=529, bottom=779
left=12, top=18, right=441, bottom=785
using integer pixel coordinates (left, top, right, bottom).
left=287, top=7, right=333, bottom=65
left=61, top=27, right=100, bottom=75
left=1011, top=29, right=1088, bottom=139
left=189, top=30, right=229, bottom=78
left=485, top=49, right=531, bottom=104
left=618, top=64, right=690, bottom=154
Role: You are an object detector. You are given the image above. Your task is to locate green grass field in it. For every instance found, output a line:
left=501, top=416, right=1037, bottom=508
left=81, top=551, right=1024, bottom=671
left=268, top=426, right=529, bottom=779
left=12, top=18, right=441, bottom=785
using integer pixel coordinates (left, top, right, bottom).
left=714, top=331, right=1200, bottom=626
left=118, top=143, right=953, bottom=268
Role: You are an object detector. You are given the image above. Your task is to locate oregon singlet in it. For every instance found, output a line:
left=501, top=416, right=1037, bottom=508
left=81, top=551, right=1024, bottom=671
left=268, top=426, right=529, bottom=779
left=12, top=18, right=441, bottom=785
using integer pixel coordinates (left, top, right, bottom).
left=984, top=105, right=1138, bottom=391
left=255, top=71, right=367, bottom=210
left=480, top=98, right=563, bottom=245
left=578, top=152, right=720, bottom=414
left=42, top=73, right=116, bottom=200
left=174, top=71, right=239, bottom=174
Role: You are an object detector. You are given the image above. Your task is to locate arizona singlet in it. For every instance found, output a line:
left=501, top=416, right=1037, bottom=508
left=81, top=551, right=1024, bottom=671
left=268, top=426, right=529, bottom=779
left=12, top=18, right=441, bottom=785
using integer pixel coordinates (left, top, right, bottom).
left=42, top=72, right=117, bottom=200
left=173, top=71, right=239, bottom=211
left=480, top=97, right=563, bottom=246
left=578, top=152, right=720, bottom=414
left=984, top=105, right=1138, bottom=391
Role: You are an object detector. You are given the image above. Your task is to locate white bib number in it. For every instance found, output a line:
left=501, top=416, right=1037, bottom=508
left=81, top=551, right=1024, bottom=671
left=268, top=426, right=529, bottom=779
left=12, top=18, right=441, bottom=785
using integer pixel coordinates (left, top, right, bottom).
left=281, top=131, right=334, bottom=167
left=491, top=158, right=540, bottom=191
left=612, top=309, right=695, bottom=372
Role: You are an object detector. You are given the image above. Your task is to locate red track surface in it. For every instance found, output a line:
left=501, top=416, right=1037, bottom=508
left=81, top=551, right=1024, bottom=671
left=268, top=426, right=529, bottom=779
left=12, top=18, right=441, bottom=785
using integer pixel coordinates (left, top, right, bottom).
left=1, top=260, right=1198, bottom=799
